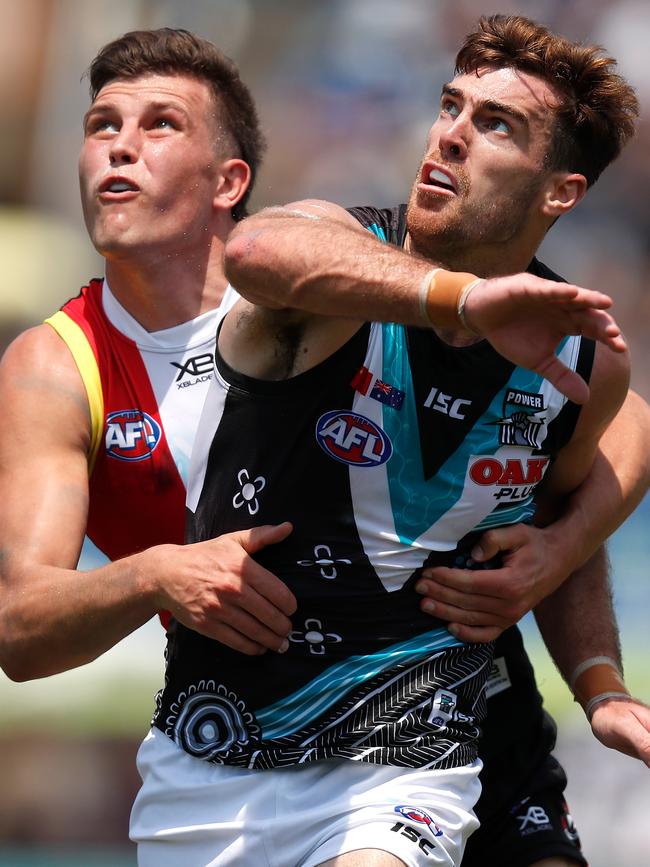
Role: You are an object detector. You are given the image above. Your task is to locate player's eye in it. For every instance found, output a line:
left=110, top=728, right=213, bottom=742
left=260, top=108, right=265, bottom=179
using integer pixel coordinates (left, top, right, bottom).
left=87, top=118, right=119, bottom=134
left=485, top=117, right=511, bottom=134
left=440, top=100, right=460, bottom=118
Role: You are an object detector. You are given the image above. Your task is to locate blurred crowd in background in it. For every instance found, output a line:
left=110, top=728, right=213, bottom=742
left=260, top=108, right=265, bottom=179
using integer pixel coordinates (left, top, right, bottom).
left=3, top=0, right=650, bottom=395
left=1, top=1, right=648, bottom=865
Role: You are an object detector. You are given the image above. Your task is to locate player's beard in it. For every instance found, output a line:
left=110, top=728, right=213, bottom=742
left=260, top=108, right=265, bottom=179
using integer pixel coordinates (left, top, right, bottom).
left=405, top=162, right=543, bottom=269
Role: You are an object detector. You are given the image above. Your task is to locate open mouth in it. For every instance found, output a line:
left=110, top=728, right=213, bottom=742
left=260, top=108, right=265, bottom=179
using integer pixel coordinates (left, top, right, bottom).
left=99, top=177, right=140, bottom=195
left=419, top=163, right=457, bottom=195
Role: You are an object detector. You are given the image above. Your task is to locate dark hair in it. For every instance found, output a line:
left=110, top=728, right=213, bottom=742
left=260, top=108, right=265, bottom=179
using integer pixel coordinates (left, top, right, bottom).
left=87, top=28, right=266, bottom=219
left=455, top=15, right=639, bottom=187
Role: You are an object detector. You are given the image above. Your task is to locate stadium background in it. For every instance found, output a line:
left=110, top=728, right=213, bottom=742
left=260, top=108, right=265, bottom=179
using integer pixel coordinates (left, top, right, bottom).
left=0, top=1, right=648, bottom=865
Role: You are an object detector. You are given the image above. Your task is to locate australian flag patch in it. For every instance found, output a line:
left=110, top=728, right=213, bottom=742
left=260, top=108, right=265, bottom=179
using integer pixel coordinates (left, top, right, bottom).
left=351, top=366, right=405, bottom=410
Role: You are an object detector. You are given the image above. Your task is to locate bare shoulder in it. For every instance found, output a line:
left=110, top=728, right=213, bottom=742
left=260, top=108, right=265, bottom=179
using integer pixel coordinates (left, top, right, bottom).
left=0, top=323, right=90, bottom=448
left=239, top=199, right=366, bottom=233
left=280, top=198, right=367, bottom=230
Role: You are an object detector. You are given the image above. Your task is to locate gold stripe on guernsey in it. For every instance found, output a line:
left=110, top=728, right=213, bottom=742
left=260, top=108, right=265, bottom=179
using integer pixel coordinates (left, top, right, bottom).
left=44, top=311, right=104, bottom=471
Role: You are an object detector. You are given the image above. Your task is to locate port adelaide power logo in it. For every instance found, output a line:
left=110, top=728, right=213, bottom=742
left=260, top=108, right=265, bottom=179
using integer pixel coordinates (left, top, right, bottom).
left=315, top=409, right=392, bottom=466
left=497, top=388, right=546, bottom=448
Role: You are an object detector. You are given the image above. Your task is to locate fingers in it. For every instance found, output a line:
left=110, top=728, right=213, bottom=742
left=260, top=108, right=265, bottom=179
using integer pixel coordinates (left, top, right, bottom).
left=418, top=566, right=512, bottom=599
left=240, top=563, right=296, bottom=630
left=561, top=304, right=627, bottom=352
left=168, top=531, right=298, bottom=653
left=446, top=622, right=504, bottom=643
left=591, top=701, right=650, bottom=767
left=237, top=522, right=293, bottom=555
left=417, top=586, right=513, bottom=628
left=246, top=558, right=298, bottom=617
left=533, top=354, right=590, bottom=404
left=224, top=526, right=297, bottom=617
left=198, top=605, right=290, bottom=656
left=470, top=524, right=531, bottom=562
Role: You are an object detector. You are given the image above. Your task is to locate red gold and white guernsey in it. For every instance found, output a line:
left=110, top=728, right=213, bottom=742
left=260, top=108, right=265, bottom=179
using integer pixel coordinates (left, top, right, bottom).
left=45, top=277, right=238, bottom=571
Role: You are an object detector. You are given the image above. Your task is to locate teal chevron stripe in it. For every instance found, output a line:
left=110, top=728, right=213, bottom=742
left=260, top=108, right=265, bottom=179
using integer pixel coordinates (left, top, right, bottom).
left=256, top=626, right=461, bottom=739
left=475, top=503, right=536, bottom=529
left=367, top=223, right=388, bottom=241
left=381, top=322, right=550, bottom=543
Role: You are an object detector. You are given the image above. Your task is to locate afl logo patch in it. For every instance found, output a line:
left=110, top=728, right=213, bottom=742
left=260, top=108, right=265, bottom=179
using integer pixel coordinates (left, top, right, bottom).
left=105, top=409, right=162, bottom=461
left=394, top=805, right=444, bottom=836
left=315, top=409, right=392, bottom=466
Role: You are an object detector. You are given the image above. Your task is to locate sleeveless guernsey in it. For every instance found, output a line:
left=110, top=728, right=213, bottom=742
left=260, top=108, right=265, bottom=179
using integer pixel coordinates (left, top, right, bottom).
left=156, top=277, right=592, bottom=771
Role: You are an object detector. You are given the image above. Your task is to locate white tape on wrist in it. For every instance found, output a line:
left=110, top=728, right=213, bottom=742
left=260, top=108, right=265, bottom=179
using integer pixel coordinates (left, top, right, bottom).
left=456, top=278, right=483, bottom=334
left=585, top=691, right=630, bottom=721
left=569, top=656, right=622, bottom=691
left=418, top=268, right=441, bottom=326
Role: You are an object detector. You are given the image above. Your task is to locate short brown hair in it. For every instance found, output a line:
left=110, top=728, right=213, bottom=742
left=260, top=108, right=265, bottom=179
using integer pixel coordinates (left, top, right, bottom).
left=87, top=28, right=266, bottom=219
left=455, top=15, right=639, bottom=187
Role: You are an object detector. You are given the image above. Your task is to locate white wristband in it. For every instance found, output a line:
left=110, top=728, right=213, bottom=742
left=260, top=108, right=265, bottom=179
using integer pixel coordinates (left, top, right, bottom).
left=569, top=656, right=622, bottom=691
left=418, top=268, right=441, bottom=325
left=456, top=278, right=483, bottom=334
left=585, top=691, right=630, bottom=721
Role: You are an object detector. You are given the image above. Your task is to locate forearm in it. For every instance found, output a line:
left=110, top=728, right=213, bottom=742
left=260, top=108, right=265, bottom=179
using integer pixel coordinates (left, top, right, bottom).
left=534, top=548, right=650, bottom=765
left=0, top=549, right=161, bottom=681
left=534, top=546, right=625, bottom=695
left=540, top=390, right=650, bottom=571
left=224, top=203, right=434, bottom=324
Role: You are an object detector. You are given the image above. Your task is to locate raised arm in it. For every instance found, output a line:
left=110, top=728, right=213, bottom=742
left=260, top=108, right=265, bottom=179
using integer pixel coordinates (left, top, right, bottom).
left=224, top=200, right=626, bottom=403
left=0, top=327, right=296, bottom=681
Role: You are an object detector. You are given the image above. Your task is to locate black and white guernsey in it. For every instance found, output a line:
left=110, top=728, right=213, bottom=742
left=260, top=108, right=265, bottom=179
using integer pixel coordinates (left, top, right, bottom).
left=152, top=206, right=593, bottom=773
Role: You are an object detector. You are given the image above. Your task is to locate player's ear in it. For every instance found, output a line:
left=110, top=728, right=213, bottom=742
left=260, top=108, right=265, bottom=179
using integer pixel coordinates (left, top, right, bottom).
left=213, top=158, right=251, bottom=212
left=541, top=171, right=587, bottom=219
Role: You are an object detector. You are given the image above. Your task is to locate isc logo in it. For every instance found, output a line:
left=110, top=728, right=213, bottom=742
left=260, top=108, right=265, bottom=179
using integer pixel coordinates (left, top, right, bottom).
left=105, top=409, right=161, bottom=461
left=315, top=410, right=392, bottom=467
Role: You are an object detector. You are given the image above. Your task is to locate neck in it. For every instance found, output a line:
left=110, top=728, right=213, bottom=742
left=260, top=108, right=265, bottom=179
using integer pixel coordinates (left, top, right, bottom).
left=407, top=233, right=539, bottom=279
left=103, top=218, right=236, bottom=332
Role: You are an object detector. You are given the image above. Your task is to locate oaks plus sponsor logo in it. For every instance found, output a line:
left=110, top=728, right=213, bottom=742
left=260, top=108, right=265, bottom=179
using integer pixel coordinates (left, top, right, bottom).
left=315, top=410, right=392, bottom=466
left=105, top=409, right=161, bottom=461
left=469, top=455, right=550, bottom=502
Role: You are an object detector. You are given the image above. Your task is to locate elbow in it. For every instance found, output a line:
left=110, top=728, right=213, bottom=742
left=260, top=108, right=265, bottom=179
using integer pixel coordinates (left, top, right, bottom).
left=0, top=613, right=41, bottom=682
left=0, top=645, right=59, bottom=682
left=1, top=663, right=32, bottom=683
left=223, top=222, right=272, bottom=304
left=224, top=217, right=297, bottom=309
left=0, top=644, right=35, bottom=682
left=224, top=229, right=256, bottom=290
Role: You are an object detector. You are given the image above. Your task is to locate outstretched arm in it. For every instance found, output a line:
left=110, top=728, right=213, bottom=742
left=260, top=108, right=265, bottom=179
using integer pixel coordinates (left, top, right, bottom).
left=0, top=327, right=296, bottom=681
left=225, top=200, right=626, bottom=403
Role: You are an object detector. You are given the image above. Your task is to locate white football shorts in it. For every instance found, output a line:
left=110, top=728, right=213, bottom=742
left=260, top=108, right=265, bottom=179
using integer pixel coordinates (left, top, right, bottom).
left=130, top=728, right=481, bottom=867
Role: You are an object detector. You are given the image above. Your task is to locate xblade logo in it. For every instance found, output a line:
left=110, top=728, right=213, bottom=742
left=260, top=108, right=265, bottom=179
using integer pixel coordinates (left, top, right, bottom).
left=171, top=353, right=214, bottom=387
left=315, top=410, right=392, bottom=466
left=105, top=409, right=161, bottom=461
left=516, top=805, right=552, bottom=834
